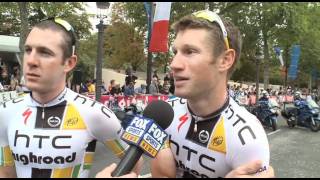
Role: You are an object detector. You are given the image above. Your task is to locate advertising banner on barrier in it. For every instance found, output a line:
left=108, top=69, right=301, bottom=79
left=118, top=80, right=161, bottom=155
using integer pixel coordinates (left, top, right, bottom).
left=88, top=95, right=170, bottom=109
left=238, top=95, right=294, bottom=106
left=88, top=94, right=295, bottom=108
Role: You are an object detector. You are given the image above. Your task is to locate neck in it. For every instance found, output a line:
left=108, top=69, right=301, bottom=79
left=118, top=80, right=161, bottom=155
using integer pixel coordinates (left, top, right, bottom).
left=188, top=84, right=228, bottom=117
left=31, top=83, right=66, bottom=105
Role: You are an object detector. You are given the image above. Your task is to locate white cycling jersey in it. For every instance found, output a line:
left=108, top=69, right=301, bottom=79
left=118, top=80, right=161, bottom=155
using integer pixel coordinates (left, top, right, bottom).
left=0, top=88, right=127, bottom=178
left=165, top=96, right=270, bottom=178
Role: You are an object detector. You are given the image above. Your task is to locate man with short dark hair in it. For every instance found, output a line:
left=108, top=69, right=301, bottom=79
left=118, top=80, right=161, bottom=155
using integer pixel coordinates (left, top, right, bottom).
left=151, top=10, right=273, bottom=178
left=0, top=18, right=141, bottom=178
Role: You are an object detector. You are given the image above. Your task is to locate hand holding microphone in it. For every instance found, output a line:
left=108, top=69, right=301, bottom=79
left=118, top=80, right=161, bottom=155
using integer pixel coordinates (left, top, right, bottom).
left=111, top=100, right=174, bottom=177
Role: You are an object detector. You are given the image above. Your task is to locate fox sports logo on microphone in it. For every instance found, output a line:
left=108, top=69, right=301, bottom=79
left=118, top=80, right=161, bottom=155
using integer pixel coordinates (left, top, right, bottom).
left=121, top=116, right=153, bottom=145
left=121, top=115, right=168, bottom=157
left=139, top=120, right=168, bottom=157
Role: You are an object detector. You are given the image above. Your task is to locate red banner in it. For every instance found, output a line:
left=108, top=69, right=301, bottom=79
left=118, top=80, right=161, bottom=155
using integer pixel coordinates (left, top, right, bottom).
left=88, top=94, right=295, bottom=108
left=240, top=95, right=294, bottom=105
left=88, top=95, right=170, bottom=109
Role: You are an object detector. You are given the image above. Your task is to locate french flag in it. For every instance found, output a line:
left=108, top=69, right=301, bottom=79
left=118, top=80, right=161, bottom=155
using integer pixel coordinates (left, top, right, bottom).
left=149, top=2, right=172, bottom=53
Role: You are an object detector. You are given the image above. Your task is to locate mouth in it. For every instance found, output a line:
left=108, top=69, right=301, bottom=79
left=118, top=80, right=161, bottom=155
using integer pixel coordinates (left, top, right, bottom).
left=174, top=76, right=189, bottom=85
left=26, top=73, right=40, bottom=79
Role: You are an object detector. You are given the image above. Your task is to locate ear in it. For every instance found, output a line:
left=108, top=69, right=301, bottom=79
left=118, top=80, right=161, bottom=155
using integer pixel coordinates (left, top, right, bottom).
left=64, top=55, right=77, bottom=73
left=218, top=49, right=236, bottom=72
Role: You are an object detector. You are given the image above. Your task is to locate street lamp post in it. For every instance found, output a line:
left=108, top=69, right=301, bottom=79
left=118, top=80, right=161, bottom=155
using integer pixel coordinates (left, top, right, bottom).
left=95, top=2, right=110, bottom=102
left=255, top=49, right=264, bottom=102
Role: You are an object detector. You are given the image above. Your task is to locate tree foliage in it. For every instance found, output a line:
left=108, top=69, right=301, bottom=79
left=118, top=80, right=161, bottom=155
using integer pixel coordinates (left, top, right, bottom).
left=2, top=2, right=320, bottom=88
left=0, top=2, right=93, bottom=80
left=0, top=2, right=92, bottom=38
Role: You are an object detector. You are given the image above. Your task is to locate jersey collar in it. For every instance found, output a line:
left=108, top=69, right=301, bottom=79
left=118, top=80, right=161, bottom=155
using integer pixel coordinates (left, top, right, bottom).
left=187, top=95, right=230, bottom=122
left=26, top=87, right=69, bottom=107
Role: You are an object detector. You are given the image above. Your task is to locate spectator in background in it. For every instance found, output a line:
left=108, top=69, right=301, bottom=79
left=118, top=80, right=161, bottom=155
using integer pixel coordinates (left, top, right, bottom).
left=312, top=89, right=318, bottom=102
left=169, top=71, right=175, bottom=94
left=157, top=79, right=163, bottom=94
left=164, top=72, right=170, bottom=82
left=123, top=81, right=135, bottom=96
left=80, top=82, right=88, bottom=94
left=110, top=82, right=122, bottom=96
left=149, top=77, right=160, bottom=95
left=108, top=79, right=115, bottom=93
left=0, top=81, right=4, bottom=92
left=163, top=73, right=171, bottom=95
left=10, top=69, right=19, bottom=91
left=101, top=80, right=107, bottom=94
left=86, top=80, right=95, bottom=94
left=162, top=81, right=170, bottom=95
left=125, top=67, right=138, bottom=86
left=135, top=84, right=146, bottom=94
left=71, top=69, right=82, bottom=93
left=228, top=84, right=235, bottom=98
left=152, top=70, right=159, bottom=80
left=0, top=65, right=10, bottom=87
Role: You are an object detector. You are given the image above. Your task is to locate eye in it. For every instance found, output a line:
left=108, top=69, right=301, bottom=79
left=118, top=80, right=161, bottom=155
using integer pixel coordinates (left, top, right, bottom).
left=39, top=49, right=52, bottom=57
left=184, top=48, right=196, bottom=55
left=24, top=47, right=32, bottom=54
left=171, top=48, right=177, bottom=55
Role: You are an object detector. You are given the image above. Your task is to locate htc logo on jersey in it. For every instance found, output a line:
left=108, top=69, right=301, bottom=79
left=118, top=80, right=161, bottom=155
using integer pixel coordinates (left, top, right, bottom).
left=169, top=135, right=215, bottom=177
left=13, top=130, right=72, bottom=149
left=12, top=130, right=77, bottom=165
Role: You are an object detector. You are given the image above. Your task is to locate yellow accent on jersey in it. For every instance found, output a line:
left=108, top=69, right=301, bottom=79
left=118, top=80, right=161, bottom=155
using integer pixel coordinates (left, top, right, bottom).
left=161, top=139, right=170, bottom=150
left=84, top=153, right=94, bottom=164
left=3, top=146, right=14, bottom=166
left=208, top=117, right=226, bottom=154
left=52, top=167, right=73, bottom=178
left=105, top=140, right=126, bottom=158
left=62, top=103, right=87, bottom=130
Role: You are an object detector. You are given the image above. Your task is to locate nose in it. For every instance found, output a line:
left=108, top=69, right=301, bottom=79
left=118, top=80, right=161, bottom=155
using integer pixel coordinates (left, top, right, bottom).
left=24, top=50, right=39, bottom=68
left=170, top=52, right=184, bottom=72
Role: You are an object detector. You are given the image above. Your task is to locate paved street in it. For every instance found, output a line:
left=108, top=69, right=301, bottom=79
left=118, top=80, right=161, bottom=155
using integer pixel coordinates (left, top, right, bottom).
left=266, top=116, right=320, bottom=178
left=89, top=142, right=152, bottom=178
left=89, top=111, right=320, bottom=178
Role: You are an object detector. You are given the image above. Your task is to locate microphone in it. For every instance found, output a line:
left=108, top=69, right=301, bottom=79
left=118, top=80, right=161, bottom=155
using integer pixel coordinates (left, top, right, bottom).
left=111, top=100, right=174, bottom=177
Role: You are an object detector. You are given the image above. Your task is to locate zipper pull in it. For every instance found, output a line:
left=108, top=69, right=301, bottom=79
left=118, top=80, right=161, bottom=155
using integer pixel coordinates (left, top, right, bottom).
left=42, top=105, right=45, bottom=120
left=194, top=119, right=198, bottom=133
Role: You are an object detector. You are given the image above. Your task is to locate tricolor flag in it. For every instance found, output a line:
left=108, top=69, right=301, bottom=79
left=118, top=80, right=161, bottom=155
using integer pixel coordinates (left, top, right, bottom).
left=149, top=2, right=172, bottom=53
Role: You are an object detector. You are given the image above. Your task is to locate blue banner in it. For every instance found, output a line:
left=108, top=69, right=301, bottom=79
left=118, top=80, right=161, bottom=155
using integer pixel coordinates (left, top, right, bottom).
left=288, top=45, right=301, bottom=80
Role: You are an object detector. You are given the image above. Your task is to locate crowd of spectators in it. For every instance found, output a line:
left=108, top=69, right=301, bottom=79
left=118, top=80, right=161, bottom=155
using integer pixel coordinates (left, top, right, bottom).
left=0, top=64, right=28, bottom=93
left=2, top=62, right=319, bottom=104
left=228, top=83, right=320, bottom=104
left=73, top=70, right=175, bottom=97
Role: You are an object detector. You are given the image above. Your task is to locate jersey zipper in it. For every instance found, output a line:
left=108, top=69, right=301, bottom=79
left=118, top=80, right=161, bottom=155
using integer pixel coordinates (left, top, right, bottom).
left=42, top=104, right=46, bottom=121
left=194, top=117, right=200, bottom=133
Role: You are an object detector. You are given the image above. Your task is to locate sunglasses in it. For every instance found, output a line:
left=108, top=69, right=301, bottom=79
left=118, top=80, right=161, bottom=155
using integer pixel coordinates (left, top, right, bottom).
left=47, top=17, right=76, bottom=55
left=192, top=10, right=229, bottom=50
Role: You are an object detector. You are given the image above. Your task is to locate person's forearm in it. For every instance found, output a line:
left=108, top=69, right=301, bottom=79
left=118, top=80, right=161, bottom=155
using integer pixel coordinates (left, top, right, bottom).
left=151, top=149, right=176, bottom=178
left=0, top=167, right=17, bottom=178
